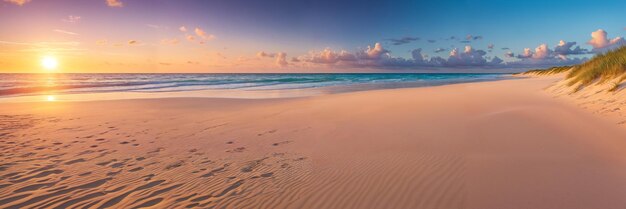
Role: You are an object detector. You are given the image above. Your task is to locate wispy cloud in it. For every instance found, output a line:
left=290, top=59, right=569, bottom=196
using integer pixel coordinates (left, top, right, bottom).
left=146, top=24, right=167, bottom=30
left=3, top=0, right=30, bottom=6
left=53, top=29, right=79, bottom=36
left=62, top=15, right=81, bottom=23
left=194, top=27, right=215, bottom=40
left=387, top=36, right=419, bottom=45
left=160, top=38, right=179, bottom=45
left=106, top=0, right=123, bottom=7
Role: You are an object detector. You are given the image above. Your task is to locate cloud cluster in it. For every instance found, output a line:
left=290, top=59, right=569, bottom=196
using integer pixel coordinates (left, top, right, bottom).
left=3, top=0, right=30, bottom=6
left=303, top=48, right=357, bottom=64
left=178, top=26, right=215, bottom=44
left=554, top=40, right=588, bottom=57
left=294, top=43, right=505, bottom=69
left=587, top=29, right=625, bottom=53
left=106, top=0, right=123, bottom=7
left=257, top=51, right=289, bottom=67
left=447, top=46, right=489, bottom=66
left=507, top=42, right=588, bottom=67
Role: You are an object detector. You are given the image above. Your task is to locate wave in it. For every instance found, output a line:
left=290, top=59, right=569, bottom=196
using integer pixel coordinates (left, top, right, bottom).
left=0, top=73, right=509, bottom=97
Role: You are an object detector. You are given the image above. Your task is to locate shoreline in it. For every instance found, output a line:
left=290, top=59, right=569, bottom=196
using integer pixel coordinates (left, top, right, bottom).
left=1, top=76, right=626, bottom=208
left=0, top=75, right=514, bottom=103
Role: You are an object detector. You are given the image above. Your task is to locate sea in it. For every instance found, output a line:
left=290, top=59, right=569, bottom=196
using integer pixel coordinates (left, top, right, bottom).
left=0, top=73, right=511, bottom=102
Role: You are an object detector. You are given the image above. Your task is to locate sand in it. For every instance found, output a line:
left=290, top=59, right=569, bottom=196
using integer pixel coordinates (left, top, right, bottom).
left=1, top=76, right=626, bottom=209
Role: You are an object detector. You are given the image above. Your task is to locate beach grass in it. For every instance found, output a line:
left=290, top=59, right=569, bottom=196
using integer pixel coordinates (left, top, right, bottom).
left=522, top=46, right=626, bottom=92
left=521, top=65, right=572, bottom=76
left=566, top=46, right=626, bottom=88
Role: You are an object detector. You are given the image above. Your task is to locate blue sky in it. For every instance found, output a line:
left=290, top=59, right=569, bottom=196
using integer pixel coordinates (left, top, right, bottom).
left=1, top=0, right=625, bottom=72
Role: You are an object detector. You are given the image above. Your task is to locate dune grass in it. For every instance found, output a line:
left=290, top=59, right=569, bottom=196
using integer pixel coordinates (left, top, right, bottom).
left=566, top=46, right=626, bottom=88
left=521, top=46, right=626, bottom=92
left=521, top=66, right=572, bottom=76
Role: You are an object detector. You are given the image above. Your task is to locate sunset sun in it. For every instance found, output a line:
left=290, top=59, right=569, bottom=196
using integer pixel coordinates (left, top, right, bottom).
left=41, top=56, right=58, bottom=71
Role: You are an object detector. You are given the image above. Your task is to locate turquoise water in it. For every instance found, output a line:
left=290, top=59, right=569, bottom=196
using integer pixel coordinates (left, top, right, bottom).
left=0, top=73, right=510, bottom=97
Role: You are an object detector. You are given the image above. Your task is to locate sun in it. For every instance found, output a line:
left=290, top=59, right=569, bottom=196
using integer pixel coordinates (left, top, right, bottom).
left=41, top=56, right=59, bottom=71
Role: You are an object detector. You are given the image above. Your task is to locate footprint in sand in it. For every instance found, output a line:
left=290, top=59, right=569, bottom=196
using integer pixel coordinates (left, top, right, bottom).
left=272, top=140, right=292, bottom=146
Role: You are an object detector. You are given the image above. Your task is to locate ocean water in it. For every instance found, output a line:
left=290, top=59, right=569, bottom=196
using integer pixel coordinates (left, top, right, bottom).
left=0, top=73, right=510, bottom=101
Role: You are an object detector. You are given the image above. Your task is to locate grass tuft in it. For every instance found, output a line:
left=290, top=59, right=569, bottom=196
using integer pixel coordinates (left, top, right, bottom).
left=566, top=46, right=626, bottom=88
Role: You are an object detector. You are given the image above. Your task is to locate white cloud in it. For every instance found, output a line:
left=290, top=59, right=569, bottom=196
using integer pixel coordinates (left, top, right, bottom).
left=532, top=44, right=550, bottom=59
left=359, top=43, right=389, bottom=60
left=179, top=26, right=187, bottom=32
left=587, top=29, right=625, bottom=53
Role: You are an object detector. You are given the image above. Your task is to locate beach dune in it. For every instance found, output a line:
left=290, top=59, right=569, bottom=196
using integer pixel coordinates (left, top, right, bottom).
left=1, top=77, right=626, bottom=209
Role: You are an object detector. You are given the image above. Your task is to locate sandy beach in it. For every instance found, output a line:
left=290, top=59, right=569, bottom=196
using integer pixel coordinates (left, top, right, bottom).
left=1, top=76, right=626, bottom=209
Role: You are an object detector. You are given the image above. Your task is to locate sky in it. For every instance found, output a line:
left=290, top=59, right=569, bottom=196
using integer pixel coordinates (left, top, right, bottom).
left=0, top=0, right=625, bottom=73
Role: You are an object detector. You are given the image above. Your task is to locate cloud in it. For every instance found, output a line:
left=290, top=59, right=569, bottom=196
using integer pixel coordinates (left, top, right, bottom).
left=106, top=0, right=123, bottom=7
left=303, top=48, right=357, bottom=64
left=96, top=40, right=107, bottom=45
left=517, top=48, right=533, bottom=59
left=358, top=43, right=389, bottom=60
left=128, top=40, right=138, bottom=45
left=587, top=29, right=625, bottom=53
left=532, top=44, right=550, bottom=59
left=185, top=34, right=195, bottom=42
left=553, top=40, right=588, bottom=56
left=276, top=52, right=288, bottom=67
left=194, top=27, right=215, bottom=40
left=258, top=51, right=288, bottom=67
left=487, top=44, right=494, bottom=50
left=387, top=36, right=419, bottom=45
left=508, top=42, right=587, bottom=67
left=427, top=40, right=436, bottom=43
left=146, top=24, right=167, bottom=30
left=257, top=51, right=275, bottom=58
left=504, top=51, right=514, bottom=58
left=434, top=48, right=446, bottom=53
left=501, top=47, right=510, bottom=50
left=62, top=15, right=81, bottom=23
left=179, top=26, right=187, bottom=32
left=160, top=38, right=179, bottom=45
left=446, top=45, right=488, bottom=66
left=3, top=0, right=30, bottom=6
left=53, top=29, right=79, bottom=36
